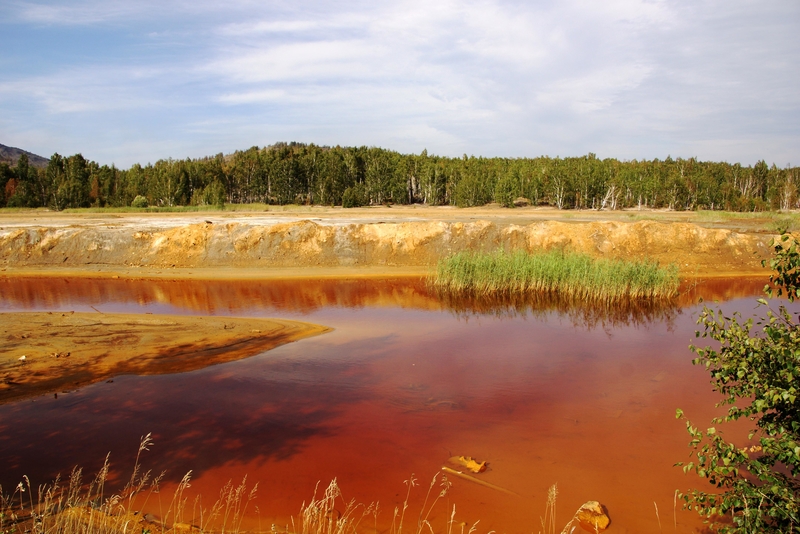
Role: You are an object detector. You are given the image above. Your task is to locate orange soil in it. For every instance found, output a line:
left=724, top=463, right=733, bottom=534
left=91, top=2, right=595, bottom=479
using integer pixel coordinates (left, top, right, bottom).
left=0, top=312, right=330, bottom=405
left=0, top=207, right=783, bottom=280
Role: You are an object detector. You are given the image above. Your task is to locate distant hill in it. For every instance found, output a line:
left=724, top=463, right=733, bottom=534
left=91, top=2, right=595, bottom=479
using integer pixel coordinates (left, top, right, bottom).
left=0, top=144, right=50, bottom=169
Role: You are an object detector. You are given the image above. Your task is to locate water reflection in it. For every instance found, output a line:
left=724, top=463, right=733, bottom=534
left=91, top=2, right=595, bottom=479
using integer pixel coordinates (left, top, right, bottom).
left=0, top=346, right=373, bottom=486
left=0, top=275, right=768, bottom=325
left=436, top=276, right=767, bottom=329
left=436, top=290, right=683, bottom=330
left=0, top=277, right=440, bottom=315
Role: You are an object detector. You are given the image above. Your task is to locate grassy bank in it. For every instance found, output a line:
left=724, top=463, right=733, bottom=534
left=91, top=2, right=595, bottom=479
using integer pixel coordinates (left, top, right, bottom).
left=432, top=249, right=679, bottom=302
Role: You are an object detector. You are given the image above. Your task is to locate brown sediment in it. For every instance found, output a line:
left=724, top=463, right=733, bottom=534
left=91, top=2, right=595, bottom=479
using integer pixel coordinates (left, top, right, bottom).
left=0, top=312, right=330, bottom=405
left=0, top=211, right=780, bottom=279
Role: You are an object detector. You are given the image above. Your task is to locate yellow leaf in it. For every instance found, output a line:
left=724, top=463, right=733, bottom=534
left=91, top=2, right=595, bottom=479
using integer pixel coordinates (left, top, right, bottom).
left=449, top=455, right=488, bottom=473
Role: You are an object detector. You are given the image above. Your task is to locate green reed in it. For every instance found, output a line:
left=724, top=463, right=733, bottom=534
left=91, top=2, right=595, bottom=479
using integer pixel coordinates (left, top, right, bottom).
left=433, top=249, right=679, bottom=302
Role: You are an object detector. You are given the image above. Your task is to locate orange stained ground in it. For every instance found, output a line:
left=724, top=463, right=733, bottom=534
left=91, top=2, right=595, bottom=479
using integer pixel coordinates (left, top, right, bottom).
left=0, top=276, right=776, bottom=534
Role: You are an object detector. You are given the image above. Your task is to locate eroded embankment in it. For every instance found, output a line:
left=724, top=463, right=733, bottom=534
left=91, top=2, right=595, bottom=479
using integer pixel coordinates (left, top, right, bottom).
left=0, top=312, right=330, bottom=404
left=0, top=219, right=775, bottom=275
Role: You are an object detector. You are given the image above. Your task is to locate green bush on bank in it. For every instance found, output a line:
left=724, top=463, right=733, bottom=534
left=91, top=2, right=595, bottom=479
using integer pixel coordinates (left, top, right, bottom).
left=678, top=234, right=800, bottom=533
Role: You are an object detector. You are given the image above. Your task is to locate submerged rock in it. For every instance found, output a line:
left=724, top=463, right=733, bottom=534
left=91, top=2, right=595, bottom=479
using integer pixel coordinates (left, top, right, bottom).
left=577, top=501, right=610, bottom=532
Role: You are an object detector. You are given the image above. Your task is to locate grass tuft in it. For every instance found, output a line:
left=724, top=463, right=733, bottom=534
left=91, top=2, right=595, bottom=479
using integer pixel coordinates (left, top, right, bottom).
left=432, top=249, right=679, bottom=302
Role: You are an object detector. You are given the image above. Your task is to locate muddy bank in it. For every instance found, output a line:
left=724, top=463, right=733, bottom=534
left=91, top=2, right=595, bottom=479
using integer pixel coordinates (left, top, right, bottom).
left=0, top=217, right=776, bottom=277
left=0, top=312, right=330, bottom=405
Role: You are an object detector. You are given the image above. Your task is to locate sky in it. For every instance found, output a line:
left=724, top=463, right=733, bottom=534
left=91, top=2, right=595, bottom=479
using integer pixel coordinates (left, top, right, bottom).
left=0, top=0, right=798, bottom=168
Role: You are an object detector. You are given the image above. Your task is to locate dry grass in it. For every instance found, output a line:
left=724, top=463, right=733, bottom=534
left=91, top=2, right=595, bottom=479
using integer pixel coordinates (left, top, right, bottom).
left=296, top=479, right=377, bottom=534
left=537, top=484, right=585, bottom=534
left=0, top=435, right=259, bottom=534
left=0, top=442, right=482, bottom=534
left=288, top=472, right=475, bottom=534
left=2, top=442, right=678, bottom=534
left=539, top=484, right=558, bottom=534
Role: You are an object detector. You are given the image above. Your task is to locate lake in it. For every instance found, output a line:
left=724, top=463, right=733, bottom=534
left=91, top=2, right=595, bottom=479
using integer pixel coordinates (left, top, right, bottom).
left=0, top=276, right=775, bottom=533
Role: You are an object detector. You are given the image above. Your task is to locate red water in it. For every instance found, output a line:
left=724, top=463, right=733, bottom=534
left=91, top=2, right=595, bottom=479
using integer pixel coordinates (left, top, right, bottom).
left=0, top=276, right=776, bottom=534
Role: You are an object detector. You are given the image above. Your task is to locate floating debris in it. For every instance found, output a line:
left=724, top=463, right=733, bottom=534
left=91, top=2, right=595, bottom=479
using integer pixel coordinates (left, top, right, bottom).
left=449, top=455, right=488, bottom=473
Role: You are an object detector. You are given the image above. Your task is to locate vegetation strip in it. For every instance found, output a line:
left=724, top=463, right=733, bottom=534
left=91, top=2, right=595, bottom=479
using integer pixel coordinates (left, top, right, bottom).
left=2, top=142, right=799, bottom=211
left=433, top=249, right=679, bottom=301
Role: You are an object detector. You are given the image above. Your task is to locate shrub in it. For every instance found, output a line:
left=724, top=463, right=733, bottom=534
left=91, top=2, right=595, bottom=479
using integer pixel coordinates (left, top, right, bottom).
left=342, top=184, right=366, bottom=208
left=493, top=173, right=516, bottom=207
left=201, top=181, right=226, bottom=208
left=677, top=234, right=800, bottom=533
left=131, top=195, right=148, bottom=208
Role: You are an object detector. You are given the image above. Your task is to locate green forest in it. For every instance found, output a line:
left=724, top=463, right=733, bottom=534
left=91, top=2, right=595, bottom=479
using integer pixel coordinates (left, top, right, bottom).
left=2, top=142, right=798, bottom=211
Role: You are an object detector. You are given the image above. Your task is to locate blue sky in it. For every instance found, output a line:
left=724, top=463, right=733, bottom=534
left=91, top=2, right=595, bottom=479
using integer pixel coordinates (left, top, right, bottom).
left=1, top=0, right=798, bottom=167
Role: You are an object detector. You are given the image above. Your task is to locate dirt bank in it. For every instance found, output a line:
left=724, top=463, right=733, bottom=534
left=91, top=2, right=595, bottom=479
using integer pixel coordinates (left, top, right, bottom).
left=0, top=312, right=330, bottom=405
left=0, top=211, right=778, bottom=278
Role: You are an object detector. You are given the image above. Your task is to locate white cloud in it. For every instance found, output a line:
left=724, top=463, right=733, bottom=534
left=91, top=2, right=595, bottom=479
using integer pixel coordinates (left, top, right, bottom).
left=205, top=0, right=672, bottom=117
left=218, top=89, right=286, bottom=104
left=535, top=63, right=654, bottom=113
left=217, top=19, right=335, bottom=36
left=0, top=66, right=166, bottom=114
left=207, top=40, right=387, bottom=84
left=0, top=0, right=797, bottom=166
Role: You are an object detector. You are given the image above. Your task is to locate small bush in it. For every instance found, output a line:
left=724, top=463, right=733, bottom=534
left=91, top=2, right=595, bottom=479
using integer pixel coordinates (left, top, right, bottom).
left=678, top=234, right=800, bottom=533
left=131, top=195, right=148, bottom=208
left=201, top=181, right=226, bottom=208
left=342, top=184, right=366, bottom=208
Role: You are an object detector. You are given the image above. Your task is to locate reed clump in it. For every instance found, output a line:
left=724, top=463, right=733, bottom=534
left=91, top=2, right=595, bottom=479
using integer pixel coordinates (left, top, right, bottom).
left=433, top=249, right=679, bottom=302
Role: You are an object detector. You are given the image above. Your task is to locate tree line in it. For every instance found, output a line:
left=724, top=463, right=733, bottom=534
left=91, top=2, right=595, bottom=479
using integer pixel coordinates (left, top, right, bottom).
left=1, top=142, right=798, bottom=211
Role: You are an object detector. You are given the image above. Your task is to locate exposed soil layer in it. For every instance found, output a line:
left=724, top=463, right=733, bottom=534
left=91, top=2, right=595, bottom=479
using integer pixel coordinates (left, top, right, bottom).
left=0, top=209, right=780, bottom=278
left=0, top=312, right=330, bottom=405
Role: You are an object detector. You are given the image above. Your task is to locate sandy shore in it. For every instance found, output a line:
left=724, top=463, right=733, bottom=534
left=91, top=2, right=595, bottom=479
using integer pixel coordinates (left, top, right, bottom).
left=0, top=312, right=330, bottom=405
left=0, top=204, right=789, bottom=231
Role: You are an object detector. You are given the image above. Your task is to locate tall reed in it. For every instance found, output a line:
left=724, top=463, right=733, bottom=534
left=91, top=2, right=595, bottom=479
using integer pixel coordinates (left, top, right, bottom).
left=433, top=249, right=679, bottom=302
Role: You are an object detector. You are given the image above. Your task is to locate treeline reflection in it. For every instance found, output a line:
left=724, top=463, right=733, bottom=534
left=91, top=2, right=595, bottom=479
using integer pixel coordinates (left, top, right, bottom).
left=0, top=275, right=767, bottom=328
